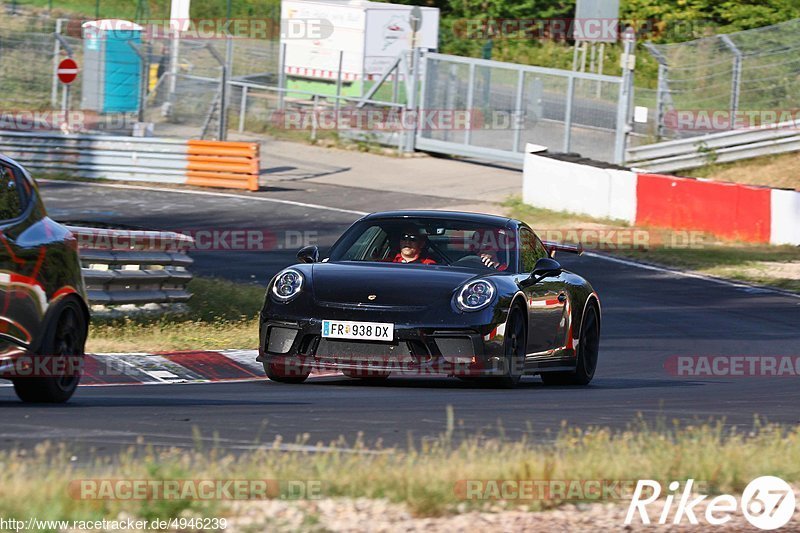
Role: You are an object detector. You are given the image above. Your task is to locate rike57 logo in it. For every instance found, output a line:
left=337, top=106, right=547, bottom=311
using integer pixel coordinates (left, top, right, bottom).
left=626, top=476, right=796, bottom=530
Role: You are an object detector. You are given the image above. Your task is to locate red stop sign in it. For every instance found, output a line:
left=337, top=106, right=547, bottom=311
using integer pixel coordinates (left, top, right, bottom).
left=57, top=58, right=79, bottom=84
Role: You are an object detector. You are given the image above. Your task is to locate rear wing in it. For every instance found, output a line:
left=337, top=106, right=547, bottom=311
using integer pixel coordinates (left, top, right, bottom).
left=543, top=241, right=584, bottom=258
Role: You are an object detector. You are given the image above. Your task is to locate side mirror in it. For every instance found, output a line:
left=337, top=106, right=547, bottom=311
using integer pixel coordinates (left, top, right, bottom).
left=531, top=257, right=562, bottom=280
left=297, top=245, right=319, bottom=264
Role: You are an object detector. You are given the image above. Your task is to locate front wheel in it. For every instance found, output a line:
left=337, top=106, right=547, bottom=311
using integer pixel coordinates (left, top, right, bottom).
left=13, top=299, right=86, bottom=403
left=263, top=357, right=310, bottom=384
left=541, top=303, right=600, bottom=386
left=486, top=307, right=526, bottom=389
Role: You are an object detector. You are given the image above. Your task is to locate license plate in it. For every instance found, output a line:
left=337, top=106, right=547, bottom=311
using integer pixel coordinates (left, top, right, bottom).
left=322, top=320, right=394, bottom=341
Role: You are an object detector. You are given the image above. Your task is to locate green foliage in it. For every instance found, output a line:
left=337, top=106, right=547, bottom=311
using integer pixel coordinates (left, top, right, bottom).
left=10, top=0, right=800, bottom=96
left=622, top=0, right=800, bottom=33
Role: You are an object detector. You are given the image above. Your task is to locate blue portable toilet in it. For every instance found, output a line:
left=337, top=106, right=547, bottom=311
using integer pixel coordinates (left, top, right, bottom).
left=81, top=19, right=143, bottom=113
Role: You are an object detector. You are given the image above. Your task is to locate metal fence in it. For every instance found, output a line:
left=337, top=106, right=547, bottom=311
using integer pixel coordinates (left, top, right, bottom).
left=0, top=17, right=81, bottom=111
left=0, top=130, right=188, bottom=181
left=68, top=225, right=194, bottom=307
left=627, top=118, right=800, bottom=172
left=644, top=18, right=800, bottom=141
left=144, top=37, right=282, bottom=139
left=417, top=50, right=634, bottom=164
left=0, top=14, right=638, bottom=165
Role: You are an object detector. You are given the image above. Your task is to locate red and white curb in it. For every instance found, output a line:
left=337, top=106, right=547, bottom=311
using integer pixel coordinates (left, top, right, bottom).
left=1, top=350, right=339, bottom=387
left=82, top=349, right=267, bottom=386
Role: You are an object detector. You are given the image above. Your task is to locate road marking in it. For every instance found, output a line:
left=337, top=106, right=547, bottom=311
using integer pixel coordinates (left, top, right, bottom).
left=145, top=370, right=181, bottom=380
left=585, top=252, right=800, bottom=300
left=38, top=179, right=369, bottom=217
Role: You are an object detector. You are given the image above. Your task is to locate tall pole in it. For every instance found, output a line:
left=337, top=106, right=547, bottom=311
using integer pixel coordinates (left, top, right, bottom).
left=334, top=50, right=344, bottom=119
left=720, top=35, right=742, bottom=129
left=51, top=19, right=64, bottom=108
left=614, top=29, right=635, bottom=165
left=278, top=42, right=287, bottom=110
left=205, top=42, right=228, bottom=141
left=222, top=35, right=232, bottom=140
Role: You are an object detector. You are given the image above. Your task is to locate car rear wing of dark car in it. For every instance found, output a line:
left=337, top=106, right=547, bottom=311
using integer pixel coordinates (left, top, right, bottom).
left=543, top=241, right=584, bottom=257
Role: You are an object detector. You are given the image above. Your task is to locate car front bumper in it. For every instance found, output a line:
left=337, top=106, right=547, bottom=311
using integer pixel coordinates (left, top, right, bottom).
left=257, top=314, right=510, bottom=377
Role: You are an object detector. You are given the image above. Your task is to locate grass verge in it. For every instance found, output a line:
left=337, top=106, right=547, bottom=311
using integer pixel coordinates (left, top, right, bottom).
left=1, top=418, right=798, bottom=525
left=684, top=152, right=800, bottom=191
left=87, top=277, right=263, bottom=353
left=504, top=197, right=800, bottom=293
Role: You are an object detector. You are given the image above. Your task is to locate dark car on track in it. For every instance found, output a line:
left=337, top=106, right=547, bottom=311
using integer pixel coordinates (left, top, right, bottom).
left=258, top=211, right=600, bottom=388
left=0, top=155, right=89, bottom=403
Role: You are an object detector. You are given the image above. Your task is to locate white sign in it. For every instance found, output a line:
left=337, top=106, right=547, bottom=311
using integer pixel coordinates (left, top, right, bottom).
left=281, top=0, right=439, bottom=80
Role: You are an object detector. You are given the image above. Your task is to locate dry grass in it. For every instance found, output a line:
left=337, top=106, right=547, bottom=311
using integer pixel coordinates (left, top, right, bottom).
left=504, top=197, right=800, bottom=292
left=685, top=152, right=800, bottom=190
left=612, top=244, right=800, bottom=292
left=0, top=418, right=798, bottom=524
left=88, top=319, right=258, bottom=353
left=87, top=277, right=263, bottom=352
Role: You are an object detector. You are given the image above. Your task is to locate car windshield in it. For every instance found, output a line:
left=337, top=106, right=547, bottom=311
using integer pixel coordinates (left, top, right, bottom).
left=328, top=218, right=513, bottom=270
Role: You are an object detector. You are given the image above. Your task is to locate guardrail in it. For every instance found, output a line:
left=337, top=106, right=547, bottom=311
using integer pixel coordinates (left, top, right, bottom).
left=0, top=131, right=260, bottom=191
left=626, top=120, right=800, bottom=172
left=67, top=225, right=195, bottom=306
left=185, top=139, right=259, bottom=191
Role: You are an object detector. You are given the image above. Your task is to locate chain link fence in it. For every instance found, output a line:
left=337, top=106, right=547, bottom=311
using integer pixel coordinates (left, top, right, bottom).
left=0, top=16, right=81, bottom=112
left=644, top=18, right=800, bottom=141
left=418, top=52, right=631, bottom=164
left=1, top=13, right=637, bottom=163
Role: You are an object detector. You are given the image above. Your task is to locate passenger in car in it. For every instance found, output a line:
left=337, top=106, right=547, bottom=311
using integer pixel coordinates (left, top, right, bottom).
left=472, top=229, right=508, bottom=270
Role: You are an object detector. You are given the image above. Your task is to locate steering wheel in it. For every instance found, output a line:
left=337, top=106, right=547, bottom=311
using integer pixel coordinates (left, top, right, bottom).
left=451, top=255, right=495, bottom=269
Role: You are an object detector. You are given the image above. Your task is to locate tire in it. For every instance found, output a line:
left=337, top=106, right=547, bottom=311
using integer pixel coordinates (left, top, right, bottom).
left=263, top=357, right=310, bottom=384
left=13, top=298, right=86, bottom=403
left=487, top=306, right=526, bottom=389
left=541, top=302, right=600, bottom=386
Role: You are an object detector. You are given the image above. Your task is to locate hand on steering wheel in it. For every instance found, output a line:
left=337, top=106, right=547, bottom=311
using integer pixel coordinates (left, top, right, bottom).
left=480, top=253, right=500, bottom=269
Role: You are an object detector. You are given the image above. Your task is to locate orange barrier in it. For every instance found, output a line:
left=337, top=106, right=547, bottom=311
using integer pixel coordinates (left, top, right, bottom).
left=185, top=140, right=259, bottom=191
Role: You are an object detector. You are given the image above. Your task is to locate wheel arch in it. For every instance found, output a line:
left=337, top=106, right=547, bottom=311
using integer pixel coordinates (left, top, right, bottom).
left=509, top=291, right=529, bottom=328
left=574, top=291, right=601, bottom=340
left=583, top=292, right=601, bottom=330
left=33, top=291, right=90, bottom=354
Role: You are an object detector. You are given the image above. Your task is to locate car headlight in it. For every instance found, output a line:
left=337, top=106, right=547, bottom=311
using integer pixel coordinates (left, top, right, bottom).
left=271, top=268, right=303, bottom=302
left=455, top=279, right=496, bottom=312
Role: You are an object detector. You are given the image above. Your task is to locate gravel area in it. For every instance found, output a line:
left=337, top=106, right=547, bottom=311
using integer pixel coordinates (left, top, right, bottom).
left=227, top=490, right=800, bottom=532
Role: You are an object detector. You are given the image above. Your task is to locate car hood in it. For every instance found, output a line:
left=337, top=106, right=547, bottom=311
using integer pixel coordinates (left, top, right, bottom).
left=310, top=262, right=480, bottom=307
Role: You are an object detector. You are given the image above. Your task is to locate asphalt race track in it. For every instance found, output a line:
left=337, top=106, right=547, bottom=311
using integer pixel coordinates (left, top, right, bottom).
left=0, top=180, right=797, bottom=455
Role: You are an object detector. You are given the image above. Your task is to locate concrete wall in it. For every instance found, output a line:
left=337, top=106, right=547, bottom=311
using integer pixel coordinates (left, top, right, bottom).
left=522, top=145, right=800, bottom=245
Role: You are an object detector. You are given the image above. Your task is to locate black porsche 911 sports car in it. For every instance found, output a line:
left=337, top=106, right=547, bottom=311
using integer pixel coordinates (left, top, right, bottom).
left=0, top=155, right=90, bottom=402
left=258, top=211, right=600, bottom=388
